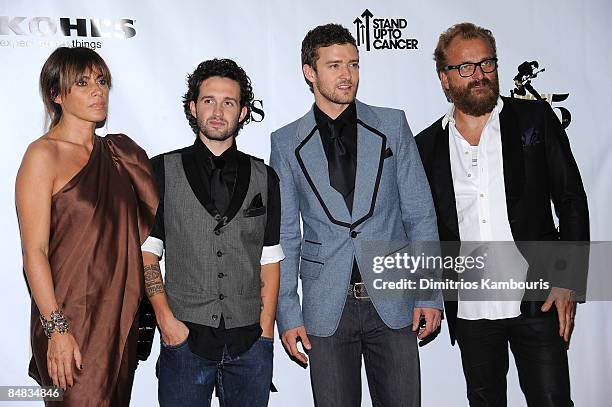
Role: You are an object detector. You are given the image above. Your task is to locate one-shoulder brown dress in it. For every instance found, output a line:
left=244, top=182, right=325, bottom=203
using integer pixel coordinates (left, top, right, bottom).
left=27, top=134, right=158, bottom=406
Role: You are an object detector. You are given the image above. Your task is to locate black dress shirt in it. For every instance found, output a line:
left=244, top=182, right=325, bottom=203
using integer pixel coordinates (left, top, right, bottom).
left=313, top=102, right=362, bottom=284
left=149, top=138, right=281, bottom=360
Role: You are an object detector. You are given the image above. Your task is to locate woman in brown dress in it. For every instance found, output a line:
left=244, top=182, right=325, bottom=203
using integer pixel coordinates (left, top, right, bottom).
left=15, top=47, right=158, bottom=406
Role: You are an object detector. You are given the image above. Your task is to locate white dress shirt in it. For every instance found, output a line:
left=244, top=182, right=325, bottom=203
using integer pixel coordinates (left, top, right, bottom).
left=445, top=97, right=528, bottom=320
left=142, top=236, right=284, bottom=266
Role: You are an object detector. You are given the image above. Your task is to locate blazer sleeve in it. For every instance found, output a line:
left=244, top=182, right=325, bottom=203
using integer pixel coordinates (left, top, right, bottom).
left=542, top=103, right=589, bottom=241
left=395, top=112, right=443, bottom=309
left=541, top=103, right=589, bottom=297
left=270, top=131, right=304, bottom=333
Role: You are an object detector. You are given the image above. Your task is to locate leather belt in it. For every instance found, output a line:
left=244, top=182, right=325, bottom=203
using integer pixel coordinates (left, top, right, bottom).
left=348, top=282, right=369, bottom=299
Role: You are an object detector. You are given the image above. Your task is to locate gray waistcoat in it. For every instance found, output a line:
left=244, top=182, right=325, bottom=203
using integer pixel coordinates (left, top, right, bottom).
left=163, top=153, right=267, bottom=329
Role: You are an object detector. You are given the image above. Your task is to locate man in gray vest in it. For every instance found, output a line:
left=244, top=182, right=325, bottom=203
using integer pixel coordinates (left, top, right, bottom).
left=141, top=59, right=283, bottom=407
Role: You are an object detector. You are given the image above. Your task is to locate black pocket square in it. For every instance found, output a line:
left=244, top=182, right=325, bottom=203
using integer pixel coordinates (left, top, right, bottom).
left=384, top=147, right=394, bottom=159
left=248, top=193, right=263, bottom=209
left=243, top=193, right=266, bottom=217
left=522, top=127, right=543, bottom=147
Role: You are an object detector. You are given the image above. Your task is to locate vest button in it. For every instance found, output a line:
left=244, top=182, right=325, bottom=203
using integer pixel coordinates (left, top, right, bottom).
left=350, top=231, right=358, bottom=238
left=219, top=294, right=225, bottom=300
left=214, top=230, right=221, bottom=236
left=216, top=250, right=223, bottom=257
left=212, top=314, right=218, bottom=320
left=218, top=272, right=224, bottom=278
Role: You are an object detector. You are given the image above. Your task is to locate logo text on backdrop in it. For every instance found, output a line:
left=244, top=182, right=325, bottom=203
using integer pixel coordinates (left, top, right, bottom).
left=0, top=16, right=136, bottom=50
left=353, top=9, right=418, bottom=51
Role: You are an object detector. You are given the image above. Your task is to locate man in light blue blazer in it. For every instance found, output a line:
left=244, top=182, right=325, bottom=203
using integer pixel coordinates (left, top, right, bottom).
left=270, top=24, right=442, bottom=407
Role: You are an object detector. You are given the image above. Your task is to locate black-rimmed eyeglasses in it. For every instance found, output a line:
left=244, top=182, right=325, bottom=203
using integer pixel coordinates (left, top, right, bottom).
left=445, top=58, right=498, bottom=77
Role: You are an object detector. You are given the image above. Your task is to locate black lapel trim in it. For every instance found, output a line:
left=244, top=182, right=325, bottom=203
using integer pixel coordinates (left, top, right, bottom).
left=217, top=151, right=251, bottom=230
left=295, top=126, right=352, bottom=228
left=351, top=119, right=386, bottom=229
left=181, top=148, right=218, bottom=218
left=499, top=98, right=525, bottom=230
left=432, top=124, right=460, bottom=240
left=301, top=257, right=324, bottom=265
left=295, top=121, right=386, bottom=230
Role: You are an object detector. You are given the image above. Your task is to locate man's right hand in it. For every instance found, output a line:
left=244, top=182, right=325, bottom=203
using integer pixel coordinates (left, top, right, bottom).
left=158, top=315, right=189, bottom=346
left=281, top=325, right=311, bottom=365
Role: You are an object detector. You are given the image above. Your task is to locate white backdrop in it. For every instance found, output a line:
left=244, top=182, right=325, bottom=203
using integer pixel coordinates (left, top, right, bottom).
left=1, top=0, right=611, bottom=406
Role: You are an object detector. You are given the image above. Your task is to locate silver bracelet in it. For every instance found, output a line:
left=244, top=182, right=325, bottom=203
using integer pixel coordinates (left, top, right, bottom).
left=39, top=309, right=70, bottom=339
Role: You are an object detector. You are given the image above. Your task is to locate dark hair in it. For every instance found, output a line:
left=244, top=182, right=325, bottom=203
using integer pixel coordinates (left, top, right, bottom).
left=434, top=22, right=497, bottom=73
left=182, top=58, right=254, bottom=135
left=301, top=23, right=357, bottom=91
left=39, top=47, right=112, bottom=130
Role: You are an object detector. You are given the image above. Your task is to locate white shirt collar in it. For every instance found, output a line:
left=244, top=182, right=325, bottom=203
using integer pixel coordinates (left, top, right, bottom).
left=442, top=97, right=504, bottom=129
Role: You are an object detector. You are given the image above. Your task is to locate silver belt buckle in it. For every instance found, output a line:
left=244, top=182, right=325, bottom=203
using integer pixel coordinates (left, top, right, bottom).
left=353, top=282, right=369, bottom=299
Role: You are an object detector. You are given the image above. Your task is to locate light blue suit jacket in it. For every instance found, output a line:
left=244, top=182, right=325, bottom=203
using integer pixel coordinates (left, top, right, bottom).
left=270, top=100, right=442, bottom=336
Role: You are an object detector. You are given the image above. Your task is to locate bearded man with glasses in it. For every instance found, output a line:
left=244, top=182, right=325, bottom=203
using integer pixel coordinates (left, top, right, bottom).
left=415, top=23, right=589, bottom=407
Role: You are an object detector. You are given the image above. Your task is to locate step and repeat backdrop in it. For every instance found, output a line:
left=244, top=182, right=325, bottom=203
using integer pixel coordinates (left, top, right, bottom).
left=1, top=0, right=610, bottom=406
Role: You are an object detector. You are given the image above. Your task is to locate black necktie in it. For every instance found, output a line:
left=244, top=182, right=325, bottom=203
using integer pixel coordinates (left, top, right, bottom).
left=209, top=156, right=229, bottom=215
left=327, top=121, right=356, bottom=201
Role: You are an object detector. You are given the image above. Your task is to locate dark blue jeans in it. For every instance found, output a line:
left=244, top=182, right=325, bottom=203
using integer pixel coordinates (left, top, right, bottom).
left=157, top=336, right=273, bottom=407
left=307, top=296, right=421, bottom=407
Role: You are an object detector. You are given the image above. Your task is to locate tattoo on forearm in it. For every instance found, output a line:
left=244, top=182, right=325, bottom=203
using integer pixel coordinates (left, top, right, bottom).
left=144, top=264, right=165, bottom=298
left=260, top=278, right=266, bottom=309
left=260, top=295, right=275, bottom=320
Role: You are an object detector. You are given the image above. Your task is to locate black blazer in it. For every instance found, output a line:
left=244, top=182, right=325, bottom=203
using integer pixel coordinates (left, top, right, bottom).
left=415, top=96, right=589, bottom=343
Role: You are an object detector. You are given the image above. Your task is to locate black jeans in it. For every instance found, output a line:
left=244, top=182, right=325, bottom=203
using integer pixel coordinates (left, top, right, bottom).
left=307, top=296, right=420, bottom=407
left=455, top=314, right=573, bottom=407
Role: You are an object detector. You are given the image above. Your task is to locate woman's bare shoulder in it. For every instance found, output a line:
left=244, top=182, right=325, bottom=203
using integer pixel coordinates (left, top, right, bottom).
left=27, top=134, right=61, bottom=158
left=18, top=135, right=60, bottom=178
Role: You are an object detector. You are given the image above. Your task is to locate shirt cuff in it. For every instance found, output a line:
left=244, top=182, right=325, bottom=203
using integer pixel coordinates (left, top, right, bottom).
left=141, top=236, right=164, bottom=259
left=260, top=244, right=285, bottom=265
